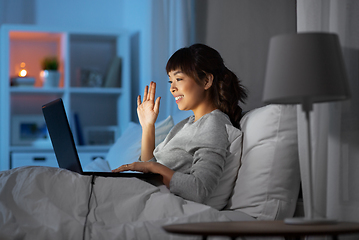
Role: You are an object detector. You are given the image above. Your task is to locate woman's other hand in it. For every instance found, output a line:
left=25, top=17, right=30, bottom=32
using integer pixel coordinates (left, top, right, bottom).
left=137, top=81, right=161, bottom=128
left=112, top=162, right=153, bottom=173
left=112, top=161, right=174, bottom=188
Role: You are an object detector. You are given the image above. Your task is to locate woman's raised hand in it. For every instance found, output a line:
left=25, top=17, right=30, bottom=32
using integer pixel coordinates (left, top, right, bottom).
left=137, top=81, right=161, bottom=128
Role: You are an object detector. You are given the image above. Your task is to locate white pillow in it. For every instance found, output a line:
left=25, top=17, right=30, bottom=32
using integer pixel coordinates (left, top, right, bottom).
left=106, top=122, right=142, bottom=169
left=225, top=104, right=300, bottom=220
left=205, top=124, right=242, bottom=210
left=154, top=115, right=175, bottom=146
left=106, top=116, right=174, bottom=169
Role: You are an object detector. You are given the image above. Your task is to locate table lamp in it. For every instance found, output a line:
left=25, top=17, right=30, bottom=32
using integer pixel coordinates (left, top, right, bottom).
left=263, top=32, right=350, bottom=224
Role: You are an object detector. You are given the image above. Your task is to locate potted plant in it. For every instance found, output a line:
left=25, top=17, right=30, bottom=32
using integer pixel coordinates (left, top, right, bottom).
left=41, top=56, right=60, bottom=88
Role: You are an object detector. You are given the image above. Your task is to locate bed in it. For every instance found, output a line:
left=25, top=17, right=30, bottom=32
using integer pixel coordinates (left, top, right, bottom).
left=0, top=104, right=301, bottom=240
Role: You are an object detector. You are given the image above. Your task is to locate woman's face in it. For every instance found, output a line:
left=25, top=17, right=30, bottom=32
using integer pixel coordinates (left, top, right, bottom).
left=168, top=70, right=213, bottom=116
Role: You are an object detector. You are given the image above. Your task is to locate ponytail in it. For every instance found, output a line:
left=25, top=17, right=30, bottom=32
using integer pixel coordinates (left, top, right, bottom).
left=210, top=67, right=247, bottom=128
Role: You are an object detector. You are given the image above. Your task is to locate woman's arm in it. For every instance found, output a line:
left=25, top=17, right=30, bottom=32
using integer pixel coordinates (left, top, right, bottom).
left=140, top=123, right=156, bottom=162
left=136, top=81, right=161, bottom=162
left=112, top=82, right=172, bottom=182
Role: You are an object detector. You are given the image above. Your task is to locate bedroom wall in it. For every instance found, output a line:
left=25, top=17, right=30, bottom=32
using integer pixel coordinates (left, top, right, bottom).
left=0, top=0, right=36, bottom=24
left=194, top=0, right=297, bottom=111
left=0, top=0, right=123, bottom=28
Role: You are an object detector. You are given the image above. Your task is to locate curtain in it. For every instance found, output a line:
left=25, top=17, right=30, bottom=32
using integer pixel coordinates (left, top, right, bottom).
left=125, top=0, right=194, bottom=122
left=148, top=0, right=195, bottom=121
left=297, top=0, right=359, bottom=227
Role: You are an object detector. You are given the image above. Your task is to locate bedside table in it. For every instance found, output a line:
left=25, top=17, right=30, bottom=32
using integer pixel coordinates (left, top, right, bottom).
left=163, top=220, right=359, bottom=240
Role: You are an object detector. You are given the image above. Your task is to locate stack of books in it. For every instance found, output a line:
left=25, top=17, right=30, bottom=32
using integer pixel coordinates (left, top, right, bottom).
left=11, top=77, right=35, bottom=87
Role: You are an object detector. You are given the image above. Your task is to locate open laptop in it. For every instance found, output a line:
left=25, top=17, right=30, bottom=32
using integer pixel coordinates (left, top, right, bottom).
left=42, top=98, right=159, bottom=180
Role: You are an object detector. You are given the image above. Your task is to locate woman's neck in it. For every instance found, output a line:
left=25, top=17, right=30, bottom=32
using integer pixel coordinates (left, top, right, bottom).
left=193, top=104, right=218, bottom=122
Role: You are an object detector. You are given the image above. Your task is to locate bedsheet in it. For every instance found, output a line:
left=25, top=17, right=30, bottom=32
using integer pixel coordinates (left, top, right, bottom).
left=0, top=166, right=230, bottom=240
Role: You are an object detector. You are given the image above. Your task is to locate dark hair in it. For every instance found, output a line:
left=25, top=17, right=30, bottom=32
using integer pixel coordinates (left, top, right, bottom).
left=166, top=43, right=247, bottom=128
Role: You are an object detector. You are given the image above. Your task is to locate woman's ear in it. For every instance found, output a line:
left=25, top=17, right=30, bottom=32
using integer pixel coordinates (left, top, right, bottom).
left=204, top=73, right=214, bottom=90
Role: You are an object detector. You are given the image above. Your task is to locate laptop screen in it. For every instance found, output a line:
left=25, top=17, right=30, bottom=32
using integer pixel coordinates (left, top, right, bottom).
left=42, top=98, right=84, bottom=174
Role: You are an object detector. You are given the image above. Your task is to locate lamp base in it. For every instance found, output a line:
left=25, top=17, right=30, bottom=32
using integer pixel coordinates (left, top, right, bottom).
left=285, top=217, right=337, bottom=225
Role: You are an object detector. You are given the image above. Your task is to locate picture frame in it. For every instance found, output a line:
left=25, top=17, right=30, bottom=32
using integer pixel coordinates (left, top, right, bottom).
left=11, top=115, right=49, bottom=146
left=77, top=68, right=104, bottom=87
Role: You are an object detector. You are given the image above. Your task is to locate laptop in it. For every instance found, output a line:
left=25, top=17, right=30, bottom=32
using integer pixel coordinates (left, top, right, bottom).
left=42, top=98, right=159, bottom=180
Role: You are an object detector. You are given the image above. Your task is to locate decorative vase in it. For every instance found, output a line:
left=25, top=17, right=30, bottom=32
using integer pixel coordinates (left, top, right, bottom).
left=41, top=70, right=60, bottom=88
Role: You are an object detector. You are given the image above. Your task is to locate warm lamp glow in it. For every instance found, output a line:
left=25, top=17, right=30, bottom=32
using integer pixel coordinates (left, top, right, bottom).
left=40, top=70, right=46, bottom=78
left=19, top=69, right=27, bottom=77
left=18, top=62, right=28, bottom=77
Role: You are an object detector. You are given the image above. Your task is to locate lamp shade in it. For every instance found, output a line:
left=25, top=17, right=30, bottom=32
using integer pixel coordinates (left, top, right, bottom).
left=263, top=33, right=350, bottom=105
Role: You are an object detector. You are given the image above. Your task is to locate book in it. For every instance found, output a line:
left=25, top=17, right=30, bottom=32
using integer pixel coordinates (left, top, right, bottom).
left=73, top=112, right=85, bottom=146
left=103, top=56, right=121, bottom=88
left=11, top=77, right=35, bottom=87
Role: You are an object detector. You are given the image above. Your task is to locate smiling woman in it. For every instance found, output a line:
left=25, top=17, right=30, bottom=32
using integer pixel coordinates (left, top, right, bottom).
left=113, top=43, right=247, bottom=210
left=168, top=69, right=215, bottom=121
left=166, top=44, right=247, bottom=128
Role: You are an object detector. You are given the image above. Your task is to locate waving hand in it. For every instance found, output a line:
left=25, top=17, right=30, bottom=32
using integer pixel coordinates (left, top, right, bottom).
left=137, top=81, right=161, bottom=127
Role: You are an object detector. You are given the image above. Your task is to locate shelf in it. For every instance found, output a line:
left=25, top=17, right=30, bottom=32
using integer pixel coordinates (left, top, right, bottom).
left=0, top=24, right=131, bottom=171
left=8, top=30, right=64, bottom=88
left=10, top=87, right=65, bottom=95
left=10, top=87, right=122, bottom=95
left=69, top=87, right=122, bottom=95
left=76, top=145, right=112, bottom=152
left=10, top=145, right=111, bottom=153
left=10, top=146, right=54, bottom=152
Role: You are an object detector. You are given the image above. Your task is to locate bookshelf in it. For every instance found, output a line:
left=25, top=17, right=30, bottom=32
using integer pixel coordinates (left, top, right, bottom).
left=0, top=24, right=132, bottom=170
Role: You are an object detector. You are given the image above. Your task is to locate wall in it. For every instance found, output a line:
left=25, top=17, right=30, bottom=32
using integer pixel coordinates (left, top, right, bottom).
left=0, top=0, right=124, bottom=28
left=35, top=0, right=123, bottom=29
left=0, top=0, right=36, bottom=24
left=195, top=0, right=297, bottom=111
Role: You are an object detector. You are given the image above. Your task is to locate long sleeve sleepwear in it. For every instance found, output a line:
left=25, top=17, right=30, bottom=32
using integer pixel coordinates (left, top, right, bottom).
left=150, top=109, right=231, bottom=204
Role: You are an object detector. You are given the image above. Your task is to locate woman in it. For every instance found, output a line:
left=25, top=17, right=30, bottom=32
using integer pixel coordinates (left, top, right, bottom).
left=113, top=43, right=247, bottom=205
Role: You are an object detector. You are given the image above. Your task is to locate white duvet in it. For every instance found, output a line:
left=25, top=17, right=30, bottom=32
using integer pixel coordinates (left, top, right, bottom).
left=0, top=166, right=230, bottom=240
